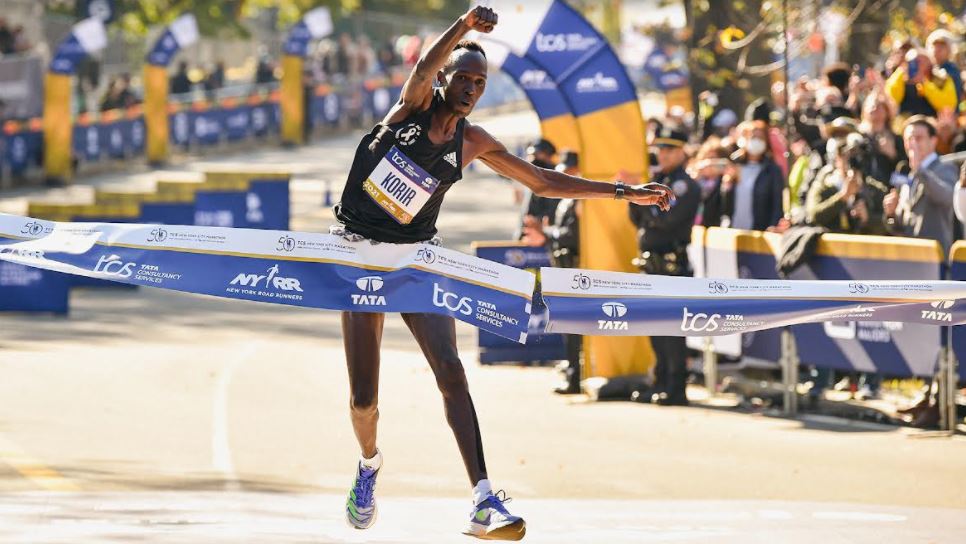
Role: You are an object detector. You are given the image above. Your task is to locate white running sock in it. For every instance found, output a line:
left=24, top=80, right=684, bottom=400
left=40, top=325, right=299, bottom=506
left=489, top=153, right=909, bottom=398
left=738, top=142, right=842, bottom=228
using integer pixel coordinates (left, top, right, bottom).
left=473, top=479, right=492, bottom=506
left=360, top=449, right=382, bottom=470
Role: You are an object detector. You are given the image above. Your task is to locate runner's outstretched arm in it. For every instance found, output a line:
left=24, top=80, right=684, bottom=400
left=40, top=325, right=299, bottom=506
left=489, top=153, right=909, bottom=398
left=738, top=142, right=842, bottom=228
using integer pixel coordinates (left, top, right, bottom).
left=394, top=6, right=497, bottom=117
left=466, top=124, right=673, bottom=210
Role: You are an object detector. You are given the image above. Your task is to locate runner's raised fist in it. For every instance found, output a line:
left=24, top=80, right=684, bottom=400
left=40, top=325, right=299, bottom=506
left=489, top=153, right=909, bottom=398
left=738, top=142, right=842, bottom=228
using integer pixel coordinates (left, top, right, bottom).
left=463, top=6, right=498, bottom=33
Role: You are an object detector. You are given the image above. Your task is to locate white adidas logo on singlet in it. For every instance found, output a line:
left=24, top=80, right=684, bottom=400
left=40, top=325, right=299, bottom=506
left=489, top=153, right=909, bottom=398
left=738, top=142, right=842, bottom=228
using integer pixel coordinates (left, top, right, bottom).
left=443, top=151, right=458, bottom=168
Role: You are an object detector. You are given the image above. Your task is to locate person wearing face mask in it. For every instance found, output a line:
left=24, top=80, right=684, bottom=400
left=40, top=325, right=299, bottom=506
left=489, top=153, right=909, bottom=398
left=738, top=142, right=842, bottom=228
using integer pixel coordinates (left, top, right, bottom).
left=688, top=138, right=733, bottom=227
left=722, top=121, right=785, bottom=231
left=629, top=125, right=700, bottom=406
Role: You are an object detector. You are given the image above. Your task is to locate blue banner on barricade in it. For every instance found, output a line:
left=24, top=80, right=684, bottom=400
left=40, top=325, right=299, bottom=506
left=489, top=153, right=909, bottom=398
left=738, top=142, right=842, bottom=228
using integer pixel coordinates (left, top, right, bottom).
left=246, top=180, right=290, bottom=231
left=170, top=111, right=191, bottom=147
left=5, top=130, right=42, bottom=175
left=0, top=214, right=535, bottom=343
left=101, top=119, right=128, bottom=159
left=73, top=124, right=101, bottom=162
left=733, top=242, right=784, bottom=364
left=129, top=117, right=145, bottom=155
left=223, top=106, right=251, bottom=141
left=474, top=243, right=566, bottom=363
left=193, top=109, right=222, bottom=146
left=540, top=268, right=966, bottom=341
left=367, top=86, right=401, bottom=120
left=140, top=202, right=195, bottom=226
left=194, top=190, right=247, bottom=228
left=0, top=259, right=70, bottom=314
left=785, top=238, right=944, bottom=378
left=250, top=103, right=273, bottom=137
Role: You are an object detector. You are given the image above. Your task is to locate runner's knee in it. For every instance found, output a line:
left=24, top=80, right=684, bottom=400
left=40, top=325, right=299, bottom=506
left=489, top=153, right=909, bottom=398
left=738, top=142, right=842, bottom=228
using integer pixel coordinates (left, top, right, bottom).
left=350, top=392, right=378, bottom=417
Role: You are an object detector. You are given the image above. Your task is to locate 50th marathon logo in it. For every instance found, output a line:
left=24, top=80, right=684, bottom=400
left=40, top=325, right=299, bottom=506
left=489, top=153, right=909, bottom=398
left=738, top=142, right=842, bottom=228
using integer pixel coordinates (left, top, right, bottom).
left=572, top=273, right=591, bottom=290
left=147, top=227, right=168, bottom=243
left=415, top=247, right=437, bottom=265
left=20, top=221, right=54, bottom=237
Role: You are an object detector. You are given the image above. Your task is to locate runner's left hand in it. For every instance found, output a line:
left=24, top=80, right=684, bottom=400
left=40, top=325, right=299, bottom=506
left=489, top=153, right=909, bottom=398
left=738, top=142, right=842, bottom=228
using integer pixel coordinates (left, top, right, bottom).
left=628, top=183, right=672, bottom=211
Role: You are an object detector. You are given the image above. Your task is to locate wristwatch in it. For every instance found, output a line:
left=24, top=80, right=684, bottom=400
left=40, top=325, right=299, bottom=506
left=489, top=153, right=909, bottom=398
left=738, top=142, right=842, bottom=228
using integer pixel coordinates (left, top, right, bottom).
left=614, top=181, right=626, bottom=200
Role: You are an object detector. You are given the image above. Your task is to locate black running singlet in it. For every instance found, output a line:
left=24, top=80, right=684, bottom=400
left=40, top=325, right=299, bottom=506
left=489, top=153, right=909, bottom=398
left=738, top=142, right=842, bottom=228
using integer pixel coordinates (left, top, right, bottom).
left=335, top=90, right=465, bottom=243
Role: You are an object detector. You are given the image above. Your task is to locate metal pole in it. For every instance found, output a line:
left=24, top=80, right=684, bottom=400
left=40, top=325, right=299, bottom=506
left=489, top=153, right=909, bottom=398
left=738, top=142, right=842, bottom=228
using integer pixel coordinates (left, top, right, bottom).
left=703, top=337, right=718, bottom=398
left=781, top=328, right=799, bottom=416
left=941, top=328, right=957, bottom=434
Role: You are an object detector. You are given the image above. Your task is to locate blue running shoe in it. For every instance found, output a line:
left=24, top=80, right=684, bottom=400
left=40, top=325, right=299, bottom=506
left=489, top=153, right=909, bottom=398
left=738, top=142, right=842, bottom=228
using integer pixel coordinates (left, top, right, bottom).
left=346, top=462, right=379, bottom=530
left=463, top=490, right=526, bottom=541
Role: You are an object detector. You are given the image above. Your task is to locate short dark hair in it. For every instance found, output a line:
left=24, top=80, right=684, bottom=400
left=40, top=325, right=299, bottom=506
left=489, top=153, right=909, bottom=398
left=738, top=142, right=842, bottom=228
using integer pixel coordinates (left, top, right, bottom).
left=903, top=114, right=938, bottom=138
left=443, top=40, right=486, bottom=72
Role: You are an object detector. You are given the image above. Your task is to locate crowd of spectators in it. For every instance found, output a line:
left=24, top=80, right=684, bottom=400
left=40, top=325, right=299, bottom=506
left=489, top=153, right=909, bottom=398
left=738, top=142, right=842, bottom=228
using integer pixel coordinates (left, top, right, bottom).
left=648, top=27, right=966, bottom=426
left=521, top=27, right=964, bottom=421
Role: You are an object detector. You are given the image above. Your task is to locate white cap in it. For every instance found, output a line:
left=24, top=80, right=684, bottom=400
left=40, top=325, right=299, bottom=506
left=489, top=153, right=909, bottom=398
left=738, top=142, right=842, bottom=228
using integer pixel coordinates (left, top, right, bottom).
left=926, top=29, right=957, bottom=46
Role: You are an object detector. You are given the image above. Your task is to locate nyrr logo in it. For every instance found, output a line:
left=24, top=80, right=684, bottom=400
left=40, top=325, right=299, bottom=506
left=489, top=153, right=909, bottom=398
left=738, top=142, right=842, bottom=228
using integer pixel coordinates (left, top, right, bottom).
left=395, top=123, right=422, bottom=146
left=598, top=302, right=628, bottom=330
left=20, top=221, right=51, bottom=237
left=229, top=264, right=303, bottom=291
left=519, top=69, right=555, bottom=90
left=147, top=227, right=168, bottom=243
left=680, top=307, right=720, bottom=332
left=94, top=254, right=136, bottom=278
left=277, top=235, right=296, bottom=252
left=433, top=283, right=473, bottom=315
left=352, top=276, right=387, bottom=306
left=922, top=300, right=954, bottom=322
left=415, top=247, right=437, bottom=264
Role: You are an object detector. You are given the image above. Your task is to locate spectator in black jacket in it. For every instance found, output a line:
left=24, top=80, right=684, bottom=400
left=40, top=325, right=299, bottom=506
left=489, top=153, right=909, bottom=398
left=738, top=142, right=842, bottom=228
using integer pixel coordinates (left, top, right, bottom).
left=722, top=120, right=785, bottom=230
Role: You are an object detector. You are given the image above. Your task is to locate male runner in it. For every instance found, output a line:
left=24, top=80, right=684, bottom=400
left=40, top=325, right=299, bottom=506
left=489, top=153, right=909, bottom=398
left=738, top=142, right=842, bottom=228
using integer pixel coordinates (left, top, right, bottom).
left=334, top=6, right=672, bottom=541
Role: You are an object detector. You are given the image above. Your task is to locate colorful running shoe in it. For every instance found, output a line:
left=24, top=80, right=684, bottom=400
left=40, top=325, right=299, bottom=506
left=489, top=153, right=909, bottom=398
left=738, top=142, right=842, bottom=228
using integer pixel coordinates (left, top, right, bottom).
left=345, top=462, right=379, bottom=529
left=463, top=490, right=526, bottom=541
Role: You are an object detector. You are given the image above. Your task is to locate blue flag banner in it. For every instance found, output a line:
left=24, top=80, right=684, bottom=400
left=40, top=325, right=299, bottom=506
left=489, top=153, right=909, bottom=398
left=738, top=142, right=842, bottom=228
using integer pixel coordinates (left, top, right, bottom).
left=145, top=14, right=198, bottom=67
left=540, top=268, right=966, bottom=337
left=49, top=18, right=107, bottom=75
left=0, top=214, right=535, bottom=343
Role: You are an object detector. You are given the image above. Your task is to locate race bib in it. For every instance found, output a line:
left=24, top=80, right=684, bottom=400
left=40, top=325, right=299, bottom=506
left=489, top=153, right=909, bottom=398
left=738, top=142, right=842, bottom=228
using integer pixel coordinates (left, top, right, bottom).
left=363, top=146, right=440, bottom=224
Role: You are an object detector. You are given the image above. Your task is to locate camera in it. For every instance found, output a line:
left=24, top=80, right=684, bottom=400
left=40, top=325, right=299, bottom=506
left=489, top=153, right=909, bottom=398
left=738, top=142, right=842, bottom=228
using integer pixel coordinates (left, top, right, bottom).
left=842, top=135, right=872, bottom=173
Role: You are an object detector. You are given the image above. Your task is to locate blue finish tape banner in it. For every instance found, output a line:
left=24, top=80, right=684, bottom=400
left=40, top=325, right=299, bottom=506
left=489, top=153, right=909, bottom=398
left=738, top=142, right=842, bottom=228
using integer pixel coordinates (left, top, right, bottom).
left=0, top=214, right=535, bottom=343
left=541, top=268, right=966, bottom=337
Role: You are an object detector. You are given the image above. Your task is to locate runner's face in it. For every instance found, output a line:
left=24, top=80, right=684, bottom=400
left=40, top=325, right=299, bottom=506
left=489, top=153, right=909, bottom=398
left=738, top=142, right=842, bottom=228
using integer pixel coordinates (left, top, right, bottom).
left=441, top=52, right=487, bottom=116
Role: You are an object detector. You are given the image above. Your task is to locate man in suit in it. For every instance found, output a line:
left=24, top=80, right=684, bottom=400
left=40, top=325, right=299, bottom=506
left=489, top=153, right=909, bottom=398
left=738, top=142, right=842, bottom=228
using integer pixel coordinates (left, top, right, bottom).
left=883, top=115, right=959, bottom=256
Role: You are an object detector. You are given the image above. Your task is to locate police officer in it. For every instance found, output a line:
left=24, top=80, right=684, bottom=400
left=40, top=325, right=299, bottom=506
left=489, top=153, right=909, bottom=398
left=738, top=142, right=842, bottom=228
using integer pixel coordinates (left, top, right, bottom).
left=629, top=125, right=700, bottom=406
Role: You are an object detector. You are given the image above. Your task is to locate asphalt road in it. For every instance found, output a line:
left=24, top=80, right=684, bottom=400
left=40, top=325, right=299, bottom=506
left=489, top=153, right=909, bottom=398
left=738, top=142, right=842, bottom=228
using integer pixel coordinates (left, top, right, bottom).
left=1, top=108, right=965, bottom=543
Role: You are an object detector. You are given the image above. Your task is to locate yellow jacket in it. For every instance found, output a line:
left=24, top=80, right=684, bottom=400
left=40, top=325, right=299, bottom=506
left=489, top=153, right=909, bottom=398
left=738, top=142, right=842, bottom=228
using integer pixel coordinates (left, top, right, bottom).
left=885, top=67, right=958, bottom=113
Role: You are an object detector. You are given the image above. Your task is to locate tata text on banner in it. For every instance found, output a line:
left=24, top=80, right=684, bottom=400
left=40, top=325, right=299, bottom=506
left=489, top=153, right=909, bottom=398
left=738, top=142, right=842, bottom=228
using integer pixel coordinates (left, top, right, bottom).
left=0, top=214, right=534, bottom=343
left=474, top=242, right=567, bottom=363
left=540, top=267, right=966, bottom=336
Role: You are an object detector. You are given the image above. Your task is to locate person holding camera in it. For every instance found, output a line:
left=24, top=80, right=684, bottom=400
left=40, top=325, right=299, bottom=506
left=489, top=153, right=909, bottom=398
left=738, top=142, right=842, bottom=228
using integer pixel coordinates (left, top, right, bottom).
left=629, top=126, right=700, bottom=406
left=884, top=48, right=958, bottom=118
left=805, top=132, right=890, bottom=235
